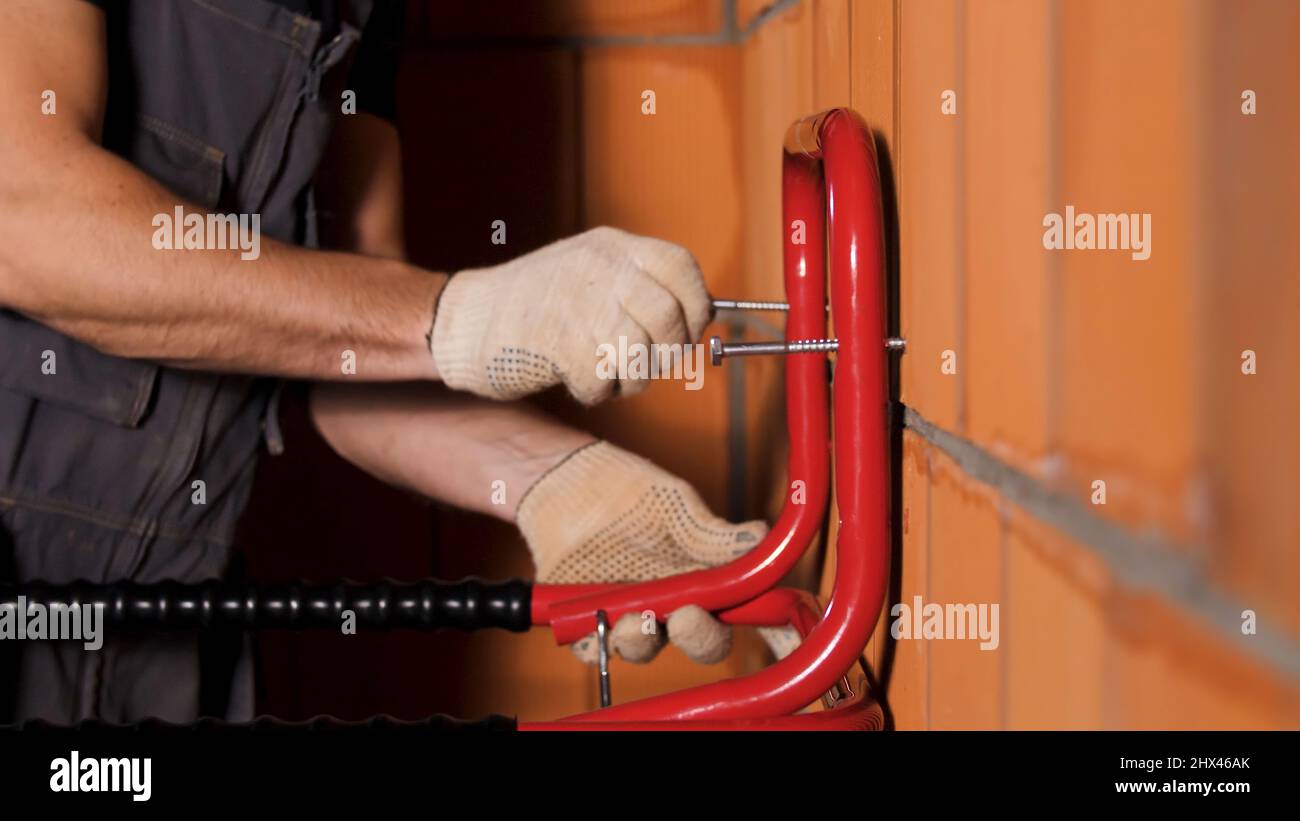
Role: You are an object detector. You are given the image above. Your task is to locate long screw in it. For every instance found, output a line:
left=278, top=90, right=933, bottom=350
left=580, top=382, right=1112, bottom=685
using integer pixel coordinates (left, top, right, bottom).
left=709, top=336, right=906, bottom=365
left=711, top=298, right=791, bottom=312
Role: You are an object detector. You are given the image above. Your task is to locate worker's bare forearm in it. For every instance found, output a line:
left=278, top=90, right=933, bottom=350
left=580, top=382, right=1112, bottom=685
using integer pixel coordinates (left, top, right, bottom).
left=0, top=136, right=444, bottom=381
left=309, top=382, right=596, bottom=521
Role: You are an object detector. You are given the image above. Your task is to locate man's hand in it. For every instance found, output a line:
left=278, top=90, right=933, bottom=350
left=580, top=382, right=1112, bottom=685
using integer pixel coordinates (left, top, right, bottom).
left=312, top=387, right=803, bottom=666
left=430, top=227, right=712, bottom=405
left=517, top=440, right=765, bottom=665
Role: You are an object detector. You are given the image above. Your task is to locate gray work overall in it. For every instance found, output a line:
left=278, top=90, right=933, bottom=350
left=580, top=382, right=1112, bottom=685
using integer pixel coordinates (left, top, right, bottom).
left=0, top=0, right=370, bottom=722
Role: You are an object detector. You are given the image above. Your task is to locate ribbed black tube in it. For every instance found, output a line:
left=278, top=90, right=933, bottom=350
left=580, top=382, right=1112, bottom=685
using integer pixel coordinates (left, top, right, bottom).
left=12, top=714, right=516, bottom=733
left=0, top=577, right=532, bottom=632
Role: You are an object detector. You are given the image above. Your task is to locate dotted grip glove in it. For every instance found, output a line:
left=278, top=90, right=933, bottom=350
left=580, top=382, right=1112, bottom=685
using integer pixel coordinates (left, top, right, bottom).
left=517, top=441, right=801, bottom=666
left=430, top=226, right=712, bottom=405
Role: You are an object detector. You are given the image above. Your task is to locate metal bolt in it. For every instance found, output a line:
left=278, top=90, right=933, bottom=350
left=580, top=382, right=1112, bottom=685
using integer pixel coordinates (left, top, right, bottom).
left=710, top=336, right=908, bottom=365
left=709, top=337, right=838, bottom=365
left=711, top=298, right=790, bottom=312
left=595, top=609, right=612, bottom=708
left=710, top=298, right=833, bottom=313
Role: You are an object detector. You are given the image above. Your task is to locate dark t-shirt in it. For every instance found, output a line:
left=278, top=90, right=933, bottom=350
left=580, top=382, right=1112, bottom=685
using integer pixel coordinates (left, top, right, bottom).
left=82, top=0, right=403, bottom=122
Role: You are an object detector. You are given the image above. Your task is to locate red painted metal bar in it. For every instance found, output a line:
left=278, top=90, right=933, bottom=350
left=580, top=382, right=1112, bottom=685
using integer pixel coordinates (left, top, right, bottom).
left=519, top=679, right=883, bottom=731
left=548, top=108, right=890, bottom=724
left=716, top=587, right=822, bottom=634
left=534, top=166, right=831, bottom=642
left=520, top=586, right=883, bottom=730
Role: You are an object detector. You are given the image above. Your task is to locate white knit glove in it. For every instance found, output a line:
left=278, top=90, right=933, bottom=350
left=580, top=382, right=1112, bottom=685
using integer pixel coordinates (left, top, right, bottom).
left=430, top=227, right=712, bottom=405
left=518, top=441, right=779, bottom=665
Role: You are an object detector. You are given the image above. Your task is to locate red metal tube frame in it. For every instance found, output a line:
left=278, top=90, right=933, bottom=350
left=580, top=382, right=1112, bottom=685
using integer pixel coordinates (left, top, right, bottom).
left=520, top=588, right=884, bottom=731
left=532, top=165, right=830, bottom=642
left=525, top=109, right=890, bottom=727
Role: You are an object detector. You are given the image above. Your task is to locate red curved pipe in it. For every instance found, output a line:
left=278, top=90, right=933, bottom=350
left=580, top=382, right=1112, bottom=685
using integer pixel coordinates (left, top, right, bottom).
left=716, top=587, right=822, bottom=634
left=522, top=586, right=882, bottom=730
left=555, top=108, right=890, bottom=723
left=536, top=158, right=831, bottom=643
left=519, top=683, right=884, bottom=731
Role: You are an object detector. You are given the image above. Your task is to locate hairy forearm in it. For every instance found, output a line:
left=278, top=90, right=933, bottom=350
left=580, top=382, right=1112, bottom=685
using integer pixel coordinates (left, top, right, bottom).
left=0, top=133, right=444, bottom=381
left=309, top=382, right=596, bottom=521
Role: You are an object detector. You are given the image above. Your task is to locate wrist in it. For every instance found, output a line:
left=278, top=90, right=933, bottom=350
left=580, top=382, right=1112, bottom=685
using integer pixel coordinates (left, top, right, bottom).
left=515, top=441, right=656, bottom=572
left=381, top=262, right=448, bottom=382
left=512, top=438, right=600, bottom=523
left=428, top=266, right=494, bottom=392
left=502, top=431, right=598, bottom=522
left=423, top=272, right=451, bottom=376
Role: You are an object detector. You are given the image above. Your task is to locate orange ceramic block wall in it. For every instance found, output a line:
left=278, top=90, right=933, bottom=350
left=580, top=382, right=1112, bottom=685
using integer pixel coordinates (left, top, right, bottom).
left=807, top=0, right=1298, bottom=729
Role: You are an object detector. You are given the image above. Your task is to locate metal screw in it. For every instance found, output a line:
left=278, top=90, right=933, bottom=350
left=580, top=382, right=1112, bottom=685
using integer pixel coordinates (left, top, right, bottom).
left=710, top=336, right=907, bottom=365
left=710, top=298, right=832, bottom=313
left=595, top=609, right=612, bottom=708
left=711, top=298, right=790, bottom=312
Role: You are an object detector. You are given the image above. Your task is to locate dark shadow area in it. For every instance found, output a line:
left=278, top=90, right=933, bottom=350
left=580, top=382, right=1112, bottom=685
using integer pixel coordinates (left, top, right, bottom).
left=239, top=4, right=580, bottom=720
left=0, top=524, right=17, bottom=723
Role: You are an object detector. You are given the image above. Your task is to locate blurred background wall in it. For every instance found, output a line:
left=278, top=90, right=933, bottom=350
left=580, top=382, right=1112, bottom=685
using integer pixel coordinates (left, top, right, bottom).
left=239, top=0, right=1299, bottom=728
left=821, top=0, right=1299, bottom=729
